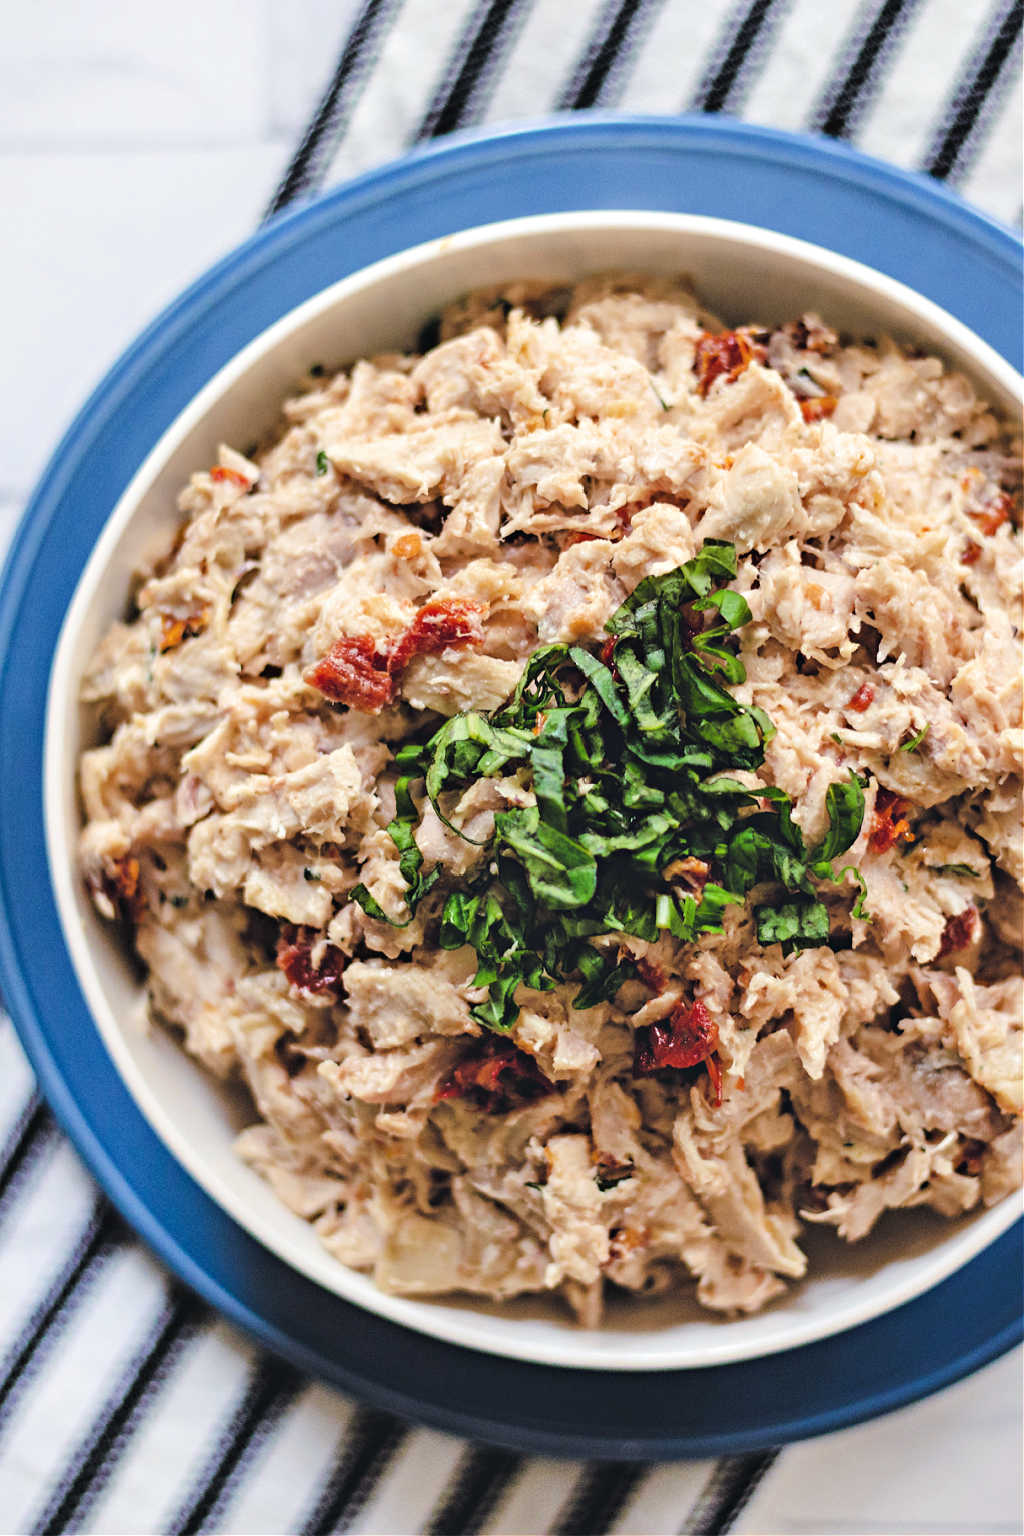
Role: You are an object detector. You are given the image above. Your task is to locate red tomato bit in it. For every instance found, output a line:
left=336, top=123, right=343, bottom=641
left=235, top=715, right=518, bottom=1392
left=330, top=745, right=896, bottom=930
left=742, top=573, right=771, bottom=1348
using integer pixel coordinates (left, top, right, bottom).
left=387, top=597, right=486, bottom=673
left=799, top=396, right=838, bottom=423
left=210, top=465, right=251, bottom=487
left=276, top=925, right=346, bottom=995
left=106, top=855, right=144, bottom=923
left=693, top=329, right=767, bottom=397
left=435, top=1037, right=554, bottom=1114
left=969, top=491, right=1014, bottom=538
left=306, top=598, right=485, bottom=711
left=159, top=608, right=210, bottom=653
left=962, top=540, right=982, bottom=565
left=937, top=906, right=979, bottom=959
left=633, top=997, right=722, bottom=1104
left=305, top=636, right=395, bottom=711
left=868, top=787, right=915, bottom=853
left=847, top=681, right=875, bottom=712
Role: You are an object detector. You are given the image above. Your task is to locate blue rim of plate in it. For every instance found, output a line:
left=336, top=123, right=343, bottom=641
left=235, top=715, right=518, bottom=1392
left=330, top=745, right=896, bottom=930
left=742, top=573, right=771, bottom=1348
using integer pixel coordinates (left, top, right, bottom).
left=1, top=115, right=1021, bottom=1460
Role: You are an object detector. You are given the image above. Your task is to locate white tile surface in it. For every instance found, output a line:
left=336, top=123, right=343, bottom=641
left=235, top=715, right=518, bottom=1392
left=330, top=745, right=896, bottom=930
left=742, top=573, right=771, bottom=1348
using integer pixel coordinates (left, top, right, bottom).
left=736, top=1349, right=1024, bottom=1536
left=0, top=145, right=281, bottom=499
left=1, top=0, right=271, bottom=145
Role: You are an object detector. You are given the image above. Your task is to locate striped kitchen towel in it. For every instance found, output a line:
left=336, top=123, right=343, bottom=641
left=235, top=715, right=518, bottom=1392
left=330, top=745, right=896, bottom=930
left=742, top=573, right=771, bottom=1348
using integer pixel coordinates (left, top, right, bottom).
left=1, top=2, right=1020, bottom=1532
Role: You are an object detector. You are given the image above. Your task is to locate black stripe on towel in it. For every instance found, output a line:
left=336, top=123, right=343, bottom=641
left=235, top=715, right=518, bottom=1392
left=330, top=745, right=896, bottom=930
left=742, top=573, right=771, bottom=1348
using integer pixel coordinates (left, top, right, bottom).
left=165, top=1358, right=302, bottom=1536
left=299, top=1407, right=406, bottom=1535
left=925, top=0, right=1023, bottom=180
left=0, top=1199, right=121, bottom=1431
left=417, top=0, right=531, bottom=139
left=29, top=1287, right=207, bottom=1536
left=264, top=0, right=405, bottom=219
left=557, top=0, right=666, bottom=111
left=811, top=0, right=922, bottom=140
left=693, top=0, right=788, bottom=115
left=552, top=1461, right=644, bottom=1536
left=0, top=1092, right=56, bottom=1225
left=686, top=1451, right=780, bottom=1536
left=424, top=1446, right=523, bottom=1536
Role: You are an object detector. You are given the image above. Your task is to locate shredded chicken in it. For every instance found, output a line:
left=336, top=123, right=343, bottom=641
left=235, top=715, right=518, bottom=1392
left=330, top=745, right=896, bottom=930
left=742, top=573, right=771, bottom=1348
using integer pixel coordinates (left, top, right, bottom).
left=79, top=276, right=1023, bottom=1323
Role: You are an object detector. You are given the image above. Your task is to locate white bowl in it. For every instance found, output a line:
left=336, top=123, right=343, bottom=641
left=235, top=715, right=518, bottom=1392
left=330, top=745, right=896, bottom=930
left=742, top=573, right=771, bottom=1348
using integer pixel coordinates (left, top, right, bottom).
left=45, top=211, right=1024, bottom=1371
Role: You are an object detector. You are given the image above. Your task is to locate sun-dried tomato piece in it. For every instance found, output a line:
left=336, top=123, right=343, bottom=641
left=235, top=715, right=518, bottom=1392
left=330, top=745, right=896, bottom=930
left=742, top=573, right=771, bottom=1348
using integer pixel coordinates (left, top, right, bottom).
left=392, top=531, right=422, bottom=559
left=435, top=1036, right=554, bottom=1114
left=210, top=465, right=250, bottom=487
left=88, top=855, right=144, bottom=925
left=159, top=608, right=210, bottom=653
left=937, top=905, right=979, bottom=959
left=305, top=636, right=395, bottom=711
left=110, top=855, right=144, bottom=922
left=800, top=396, right=838, bottom=423
left=388, top=597, right=486, bottom=673
left=609, top=1224, right=649, bottom=1259
left=693, top=329, right=767, bottom=397
left=633, top=997, right=722, bottom=1102
left=276, top=925, right=346, bottom=995
left=962, top=540, right=982, bottom=565
left=847, top=681, right=875, bottom=712
left=307, top=598, right=485, bottom=711
left=868, top=787, right=915, bottom=853
left=969, top=491, right=1014, bottom=538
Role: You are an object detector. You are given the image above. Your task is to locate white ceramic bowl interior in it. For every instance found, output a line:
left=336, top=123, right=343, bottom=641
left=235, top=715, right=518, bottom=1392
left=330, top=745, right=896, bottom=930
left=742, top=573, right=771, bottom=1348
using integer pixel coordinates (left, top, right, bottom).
left=45, top=211, right=1024, bottom=1371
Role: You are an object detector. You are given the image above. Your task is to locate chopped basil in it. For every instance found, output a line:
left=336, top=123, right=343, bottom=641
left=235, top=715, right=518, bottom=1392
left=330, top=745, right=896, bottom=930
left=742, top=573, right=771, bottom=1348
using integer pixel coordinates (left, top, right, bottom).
left=934, top=863, right=979, bottom=878
left=649, top=377, right=670, bottom=411
left=899, top=723, right=930, bottom=752
left=755, top=898, right=831, bottom=949
left=352, top=542, right=866, bottom=1031
left=315, top=450, right=329, bottom=476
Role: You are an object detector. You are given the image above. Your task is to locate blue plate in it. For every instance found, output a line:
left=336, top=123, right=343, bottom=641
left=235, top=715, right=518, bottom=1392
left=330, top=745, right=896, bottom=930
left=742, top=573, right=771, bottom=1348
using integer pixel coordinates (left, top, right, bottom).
left=1, top=116, right=1021, bottom=1459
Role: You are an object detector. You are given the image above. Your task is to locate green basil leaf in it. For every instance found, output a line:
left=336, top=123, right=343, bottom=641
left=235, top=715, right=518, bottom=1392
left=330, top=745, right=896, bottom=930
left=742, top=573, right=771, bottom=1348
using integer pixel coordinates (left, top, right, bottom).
left=495, top=807, right=598, bottom=910
left=755, top=898, right=831, bottom=950
left=814, top=772, right=866, bottom=862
